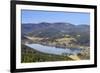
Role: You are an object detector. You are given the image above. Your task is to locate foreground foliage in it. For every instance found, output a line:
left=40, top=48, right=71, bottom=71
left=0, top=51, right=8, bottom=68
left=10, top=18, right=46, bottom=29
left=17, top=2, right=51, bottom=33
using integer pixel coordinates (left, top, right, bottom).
left=21, top=44, right=73, bottom=63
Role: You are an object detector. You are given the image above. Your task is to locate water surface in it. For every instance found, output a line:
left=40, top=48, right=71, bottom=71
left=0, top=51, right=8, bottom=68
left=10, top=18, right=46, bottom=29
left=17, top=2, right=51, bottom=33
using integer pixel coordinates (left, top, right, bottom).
left=25, top=44, right=81, bottom=55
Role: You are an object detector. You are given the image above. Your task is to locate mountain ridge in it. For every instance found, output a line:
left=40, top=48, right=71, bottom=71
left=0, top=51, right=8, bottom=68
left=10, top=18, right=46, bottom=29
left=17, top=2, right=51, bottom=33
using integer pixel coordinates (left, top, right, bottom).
left=21, top=22, right=89, bottom=38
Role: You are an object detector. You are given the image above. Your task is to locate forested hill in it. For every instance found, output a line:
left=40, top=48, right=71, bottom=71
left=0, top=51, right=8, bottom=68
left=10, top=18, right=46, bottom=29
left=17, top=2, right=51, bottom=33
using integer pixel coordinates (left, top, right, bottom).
left=21, top=22, right=90, bottom=46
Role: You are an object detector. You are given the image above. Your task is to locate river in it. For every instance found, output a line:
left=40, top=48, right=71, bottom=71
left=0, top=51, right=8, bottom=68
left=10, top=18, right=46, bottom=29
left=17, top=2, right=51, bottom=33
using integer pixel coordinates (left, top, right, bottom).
left=25, top=43, right=81, bottom=55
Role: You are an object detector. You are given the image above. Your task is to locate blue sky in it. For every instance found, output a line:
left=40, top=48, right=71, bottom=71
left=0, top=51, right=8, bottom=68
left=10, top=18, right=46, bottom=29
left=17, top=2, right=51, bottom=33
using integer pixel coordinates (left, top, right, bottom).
left=21, top=10, right=90, bottom=25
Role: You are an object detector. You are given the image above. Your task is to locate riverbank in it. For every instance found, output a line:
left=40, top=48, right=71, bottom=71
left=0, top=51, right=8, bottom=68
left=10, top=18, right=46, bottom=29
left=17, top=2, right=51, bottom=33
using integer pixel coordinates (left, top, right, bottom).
left=24, top=36, right=88, bottom=49
left=23, top=36, right=90, bottom=60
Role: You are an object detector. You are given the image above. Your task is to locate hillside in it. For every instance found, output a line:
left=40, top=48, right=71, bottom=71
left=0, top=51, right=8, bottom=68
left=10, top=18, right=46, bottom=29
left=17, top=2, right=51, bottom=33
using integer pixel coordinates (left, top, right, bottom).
left=22, top=22, right=90, bottom=46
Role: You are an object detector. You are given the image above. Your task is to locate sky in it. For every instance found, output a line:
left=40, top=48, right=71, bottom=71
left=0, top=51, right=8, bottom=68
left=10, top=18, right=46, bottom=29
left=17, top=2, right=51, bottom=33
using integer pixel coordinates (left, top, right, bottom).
left=21, top=10, right=90, bottom=25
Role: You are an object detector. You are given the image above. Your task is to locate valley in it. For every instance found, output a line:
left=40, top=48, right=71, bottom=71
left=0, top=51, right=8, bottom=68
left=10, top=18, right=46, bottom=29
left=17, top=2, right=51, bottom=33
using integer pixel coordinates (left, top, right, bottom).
left=21, top=22, right=90, bottom=63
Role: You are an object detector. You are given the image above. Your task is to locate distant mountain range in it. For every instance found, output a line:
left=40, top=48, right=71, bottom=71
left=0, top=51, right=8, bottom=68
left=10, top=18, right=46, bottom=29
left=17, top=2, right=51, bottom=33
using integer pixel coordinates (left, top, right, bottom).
left=21, top=22, right=90, bottom=38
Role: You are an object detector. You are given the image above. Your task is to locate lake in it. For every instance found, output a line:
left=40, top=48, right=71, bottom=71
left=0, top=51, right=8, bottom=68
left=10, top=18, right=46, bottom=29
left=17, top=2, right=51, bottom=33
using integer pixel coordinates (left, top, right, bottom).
left=25, top=44, right=81, bottom=55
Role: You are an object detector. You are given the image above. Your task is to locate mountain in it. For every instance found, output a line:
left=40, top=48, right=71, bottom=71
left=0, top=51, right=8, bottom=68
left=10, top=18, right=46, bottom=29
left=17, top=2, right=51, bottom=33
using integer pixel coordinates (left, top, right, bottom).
left=22, top=22, right=89, bottom=38
left=21, top=22, right=90, bottom=46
